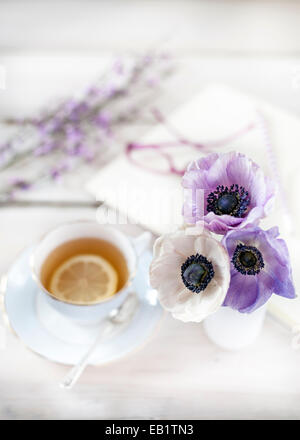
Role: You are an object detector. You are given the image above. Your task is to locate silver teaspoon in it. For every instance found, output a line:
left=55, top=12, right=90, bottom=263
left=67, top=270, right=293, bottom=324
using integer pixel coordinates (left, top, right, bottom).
left=60, top=293, right=139, bottom=390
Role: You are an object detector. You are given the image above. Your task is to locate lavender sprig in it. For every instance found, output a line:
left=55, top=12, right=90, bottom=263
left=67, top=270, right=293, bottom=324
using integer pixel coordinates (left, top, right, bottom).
left=0, top=52, right=174, bottom=200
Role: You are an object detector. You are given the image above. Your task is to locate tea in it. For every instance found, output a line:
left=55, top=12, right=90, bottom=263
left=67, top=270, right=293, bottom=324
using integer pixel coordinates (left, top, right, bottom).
left=40, top=237, right=129, bottom=304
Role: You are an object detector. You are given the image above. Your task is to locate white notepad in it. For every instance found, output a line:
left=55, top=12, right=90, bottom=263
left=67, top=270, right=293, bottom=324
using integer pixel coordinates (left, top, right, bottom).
left=86, top=84, right=300, bottom=329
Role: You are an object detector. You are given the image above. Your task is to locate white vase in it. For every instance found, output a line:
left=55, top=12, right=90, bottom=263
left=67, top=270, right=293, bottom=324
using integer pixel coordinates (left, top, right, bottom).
left=203, top=305, right=266, bottom=350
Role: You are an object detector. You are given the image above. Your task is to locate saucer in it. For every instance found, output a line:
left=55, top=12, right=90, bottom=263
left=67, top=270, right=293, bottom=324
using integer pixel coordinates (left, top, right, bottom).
left=2, top=245, right=164, bottom=365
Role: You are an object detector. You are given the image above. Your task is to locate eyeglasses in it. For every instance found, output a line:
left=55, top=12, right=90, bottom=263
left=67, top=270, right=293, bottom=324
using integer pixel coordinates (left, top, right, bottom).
left=125, top=108, right=255, bottom=176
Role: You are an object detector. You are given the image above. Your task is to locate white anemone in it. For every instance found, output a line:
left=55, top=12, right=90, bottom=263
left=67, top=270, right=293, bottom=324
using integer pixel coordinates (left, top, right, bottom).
left=149, top=229, right=230, bottom=323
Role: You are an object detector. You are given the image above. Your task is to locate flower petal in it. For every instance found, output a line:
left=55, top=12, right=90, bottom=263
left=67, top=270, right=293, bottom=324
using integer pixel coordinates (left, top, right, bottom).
left=223, top=271, right=259, bottom=312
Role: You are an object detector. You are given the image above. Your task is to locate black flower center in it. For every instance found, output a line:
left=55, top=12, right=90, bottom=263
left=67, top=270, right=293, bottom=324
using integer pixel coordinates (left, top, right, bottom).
left=217, top=193, right=238, bottom=214
left=239, top=250, right=257, bottom=268
left=232, top=244, right=264, bottom=275
left=207, top=184, right=250, bottom=217
left=181, top=254, right=214, bottom=293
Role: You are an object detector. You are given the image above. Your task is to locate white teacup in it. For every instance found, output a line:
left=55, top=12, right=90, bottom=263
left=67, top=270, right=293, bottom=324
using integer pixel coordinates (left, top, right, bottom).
left=30, top=221, right=151, bottom=324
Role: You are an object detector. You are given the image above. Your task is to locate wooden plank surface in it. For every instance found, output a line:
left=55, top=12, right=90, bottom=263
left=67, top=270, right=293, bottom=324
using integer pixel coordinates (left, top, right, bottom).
left=1, top=0, right=300, bottom=55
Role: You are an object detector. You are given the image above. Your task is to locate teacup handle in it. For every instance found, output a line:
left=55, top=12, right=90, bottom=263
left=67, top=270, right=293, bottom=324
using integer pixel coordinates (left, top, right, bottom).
left=130, top=231, right=152, bottom=257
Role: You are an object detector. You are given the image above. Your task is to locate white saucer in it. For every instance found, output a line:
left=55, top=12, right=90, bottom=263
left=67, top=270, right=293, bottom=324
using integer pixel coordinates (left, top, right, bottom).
left=2, top=246, right=163, bottom=365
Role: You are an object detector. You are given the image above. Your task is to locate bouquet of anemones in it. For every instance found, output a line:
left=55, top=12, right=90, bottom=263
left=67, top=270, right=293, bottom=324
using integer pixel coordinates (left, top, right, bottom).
left=149, top=151, right=295, bottom=324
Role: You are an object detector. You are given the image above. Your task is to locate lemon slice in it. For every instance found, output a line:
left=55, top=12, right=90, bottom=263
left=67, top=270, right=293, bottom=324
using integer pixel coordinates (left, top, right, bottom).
left=49, top=254, right=118, bottom=304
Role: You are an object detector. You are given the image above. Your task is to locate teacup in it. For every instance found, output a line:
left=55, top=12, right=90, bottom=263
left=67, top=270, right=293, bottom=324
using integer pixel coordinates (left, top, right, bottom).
left=30, top=220, right=151, bottom=324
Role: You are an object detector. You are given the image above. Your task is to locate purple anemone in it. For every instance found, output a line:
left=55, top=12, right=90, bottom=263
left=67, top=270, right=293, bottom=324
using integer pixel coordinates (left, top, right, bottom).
left=182, top=152, right=275, bottom=235
left=222, top=226, right=295, bottom=313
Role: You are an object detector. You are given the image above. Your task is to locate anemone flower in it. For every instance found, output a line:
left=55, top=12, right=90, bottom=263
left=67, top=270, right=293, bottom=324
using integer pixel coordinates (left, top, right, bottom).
left=182, top=152, right=275, bottom=235
left=149, top=229, right=230, bottom=322
left=222, top=226, right=295, bottom=313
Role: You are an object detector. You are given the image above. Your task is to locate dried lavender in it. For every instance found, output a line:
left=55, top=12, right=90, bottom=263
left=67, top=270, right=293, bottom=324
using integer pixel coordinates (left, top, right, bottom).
left=0, top=52, right=174, bottom=200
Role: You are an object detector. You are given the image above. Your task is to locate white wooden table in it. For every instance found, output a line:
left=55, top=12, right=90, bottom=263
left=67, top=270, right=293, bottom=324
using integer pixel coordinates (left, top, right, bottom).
left=0, top=0, right=300, bottom=420
left=1, top=208, right=300, bottom=420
